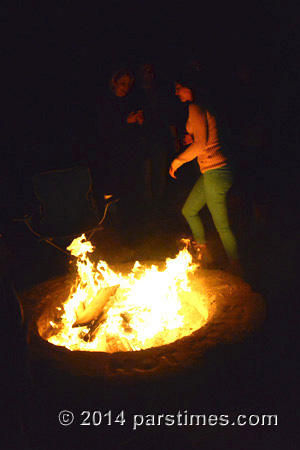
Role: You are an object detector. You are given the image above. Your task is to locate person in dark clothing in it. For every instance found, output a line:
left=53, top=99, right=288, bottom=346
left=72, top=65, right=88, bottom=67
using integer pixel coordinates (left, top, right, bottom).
left=135, top=63, right=177, bottom=214
left=91, top=68, right=144, bottom=210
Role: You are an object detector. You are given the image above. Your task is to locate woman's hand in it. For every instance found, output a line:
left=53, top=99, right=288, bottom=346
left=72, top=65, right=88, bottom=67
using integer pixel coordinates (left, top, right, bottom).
left=126, top=112, right=138, bottom=123
left=126, top=110, right=144, bottom=124
left=169, top=158, right=183, bottom=179
left=183, top=133, right=194, bottom=145
left=136, top=110, right=144, bottom=125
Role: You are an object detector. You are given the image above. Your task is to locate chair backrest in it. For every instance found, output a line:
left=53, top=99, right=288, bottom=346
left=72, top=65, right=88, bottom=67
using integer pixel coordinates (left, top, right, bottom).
left=33, top=166, right=99, bottom=237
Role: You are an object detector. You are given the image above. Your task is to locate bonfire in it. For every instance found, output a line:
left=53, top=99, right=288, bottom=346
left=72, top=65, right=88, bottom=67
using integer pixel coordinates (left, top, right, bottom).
left=47, top=234, right=209, bottom=353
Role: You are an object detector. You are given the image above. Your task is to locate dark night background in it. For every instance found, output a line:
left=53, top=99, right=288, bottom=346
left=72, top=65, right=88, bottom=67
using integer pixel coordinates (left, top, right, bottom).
left=2, top=1, right=299, bottom=183
left=1, top=1, right=299, bottom=449
left=2, top=1, right=299, bottom=214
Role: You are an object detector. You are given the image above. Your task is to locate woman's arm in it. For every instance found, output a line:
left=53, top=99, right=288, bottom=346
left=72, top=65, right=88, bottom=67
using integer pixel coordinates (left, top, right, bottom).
left=169, top=105, right=207, bottom=178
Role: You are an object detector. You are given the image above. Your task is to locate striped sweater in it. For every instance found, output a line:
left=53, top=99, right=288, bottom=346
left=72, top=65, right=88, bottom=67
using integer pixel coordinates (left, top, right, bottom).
left=176, top=103, right=227, bottom=173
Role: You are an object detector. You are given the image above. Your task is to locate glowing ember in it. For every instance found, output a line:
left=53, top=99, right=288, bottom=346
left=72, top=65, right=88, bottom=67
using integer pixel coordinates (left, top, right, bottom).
left=47, top=235, right=209, bottom=352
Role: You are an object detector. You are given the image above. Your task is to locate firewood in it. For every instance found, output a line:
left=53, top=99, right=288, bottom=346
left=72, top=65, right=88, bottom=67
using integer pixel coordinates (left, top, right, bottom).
left=82, top=313, right=106, bottom=342
left=72, top=285, right=119, bottom=327
left=106, top=334, right=133, bottom=352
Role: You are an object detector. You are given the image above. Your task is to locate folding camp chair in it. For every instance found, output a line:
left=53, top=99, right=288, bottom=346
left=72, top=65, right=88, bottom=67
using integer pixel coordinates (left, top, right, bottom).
left=15, top=166, right=118, bottom=254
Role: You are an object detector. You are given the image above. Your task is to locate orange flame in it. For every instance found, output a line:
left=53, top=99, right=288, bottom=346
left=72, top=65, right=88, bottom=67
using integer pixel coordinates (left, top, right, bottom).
left=47, top=235, right=208, bottom=352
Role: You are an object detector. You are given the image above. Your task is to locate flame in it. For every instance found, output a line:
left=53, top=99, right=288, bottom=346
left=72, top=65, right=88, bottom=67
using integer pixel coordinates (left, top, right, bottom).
left=47, top=235, right=209, bottom=352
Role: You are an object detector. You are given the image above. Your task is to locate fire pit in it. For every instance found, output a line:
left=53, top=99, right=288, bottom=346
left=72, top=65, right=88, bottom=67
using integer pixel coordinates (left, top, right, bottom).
left=21, top=236, right=266, bottom=383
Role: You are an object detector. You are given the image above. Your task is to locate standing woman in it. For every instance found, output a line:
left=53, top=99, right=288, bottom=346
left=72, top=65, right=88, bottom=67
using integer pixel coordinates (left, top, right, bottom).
left=169, top=74, right=243, bottom=276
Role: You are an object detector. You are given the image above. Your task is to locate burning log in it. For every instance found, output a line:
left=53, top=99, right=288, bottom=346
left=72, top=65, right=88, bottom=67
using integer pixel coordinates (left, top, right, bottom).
left=72, top=285, right=119, bottom=328
left=81, top=314, right=107, bottom=343
left=84, top=312, right=136, bottom=345
left=106, top=333, right=134, bottom=352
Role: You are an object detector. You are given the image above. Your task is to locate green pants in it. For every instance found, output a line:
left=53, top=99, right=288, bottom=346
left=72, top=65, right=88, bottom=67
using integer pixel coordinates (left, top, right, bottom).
left=182, top=164, right=238, bottom=260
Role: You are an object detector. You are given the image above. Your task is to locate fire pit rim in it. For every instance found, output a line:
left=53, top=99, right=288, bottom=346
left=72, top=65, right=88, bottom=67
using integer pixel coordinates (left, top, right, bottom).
left=21, top=266, right=266, bottom=383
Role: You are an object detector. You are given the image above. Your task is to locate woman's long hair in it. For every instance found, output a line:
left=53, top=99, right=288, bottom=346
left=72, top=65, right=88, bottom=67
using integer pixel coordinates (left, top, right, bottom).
left=174, top=66, right=215, bottom=111
left=175, top=68, right=231, bottom=152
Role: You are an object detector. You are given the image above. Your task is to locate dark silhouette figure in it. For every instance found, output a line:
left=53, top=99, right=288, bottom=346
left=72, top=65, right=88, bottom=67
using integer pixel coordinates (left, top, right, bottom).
left=135, top=63, right=176, bottom=215
left=90, top=68, right=145, bottom=215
